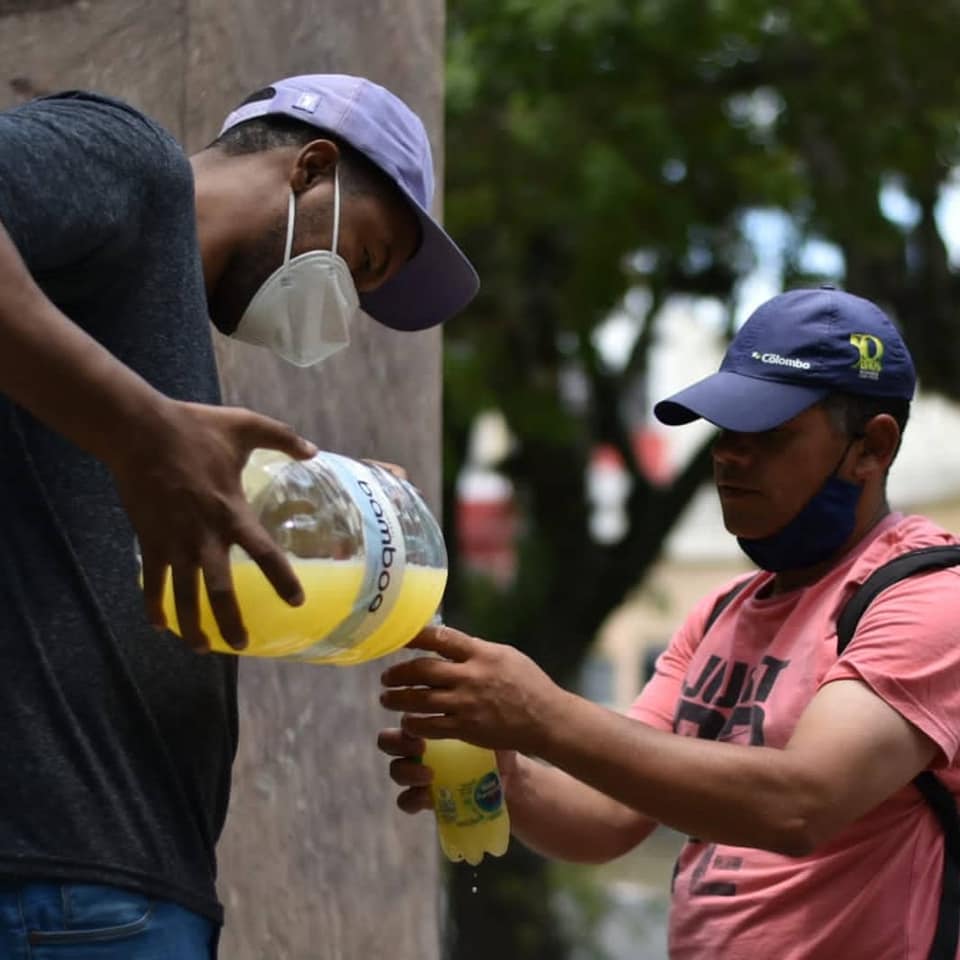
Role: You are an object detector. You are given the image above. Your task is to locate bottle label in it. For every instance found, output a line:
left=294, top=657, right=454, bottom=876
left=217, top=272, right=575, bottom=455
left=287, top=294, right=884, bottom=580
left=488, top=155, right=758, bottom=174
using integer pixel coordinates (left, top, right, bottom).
left=436, top=771, right=505, bottom=827
left=435, top=787, right=459, bottom=824
left=473, top=772, right=504, bottom=814
left=293, top=454, right=407, bottom=658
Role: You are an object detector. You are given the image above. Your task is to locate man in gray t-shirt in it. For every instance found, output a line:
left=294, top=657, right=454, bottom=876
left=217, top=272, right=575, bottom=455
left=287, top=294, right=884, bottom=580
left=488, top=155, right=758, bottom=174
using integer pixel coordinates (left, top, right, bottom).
left=0, top=75, right=477, bottom=957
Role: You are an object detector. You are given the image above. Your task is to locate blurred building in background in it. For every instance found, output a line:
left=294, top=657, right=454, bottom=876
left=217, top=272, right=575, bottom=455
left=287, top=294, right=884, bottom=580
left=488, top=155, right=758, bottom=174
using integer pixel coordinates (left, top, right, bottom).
left=456, top=410, right=520, bottom=587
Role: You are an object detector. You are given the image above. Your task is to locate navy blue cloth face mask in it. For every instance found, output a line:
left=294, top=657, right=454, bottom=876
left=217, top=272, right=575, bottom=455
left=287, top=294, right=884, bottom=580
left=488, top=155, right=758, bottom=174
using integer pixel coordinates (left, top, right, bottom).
left=737, top=440, right=863, bottom=573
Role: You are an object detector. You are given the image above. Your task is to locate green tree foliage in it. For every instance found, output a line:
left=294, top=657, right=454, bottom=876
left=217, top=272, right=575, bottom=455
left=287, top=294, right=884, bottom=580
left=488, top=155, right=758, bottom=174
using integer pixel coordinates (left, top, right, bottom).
left=440, top=2, right=960, bottom=957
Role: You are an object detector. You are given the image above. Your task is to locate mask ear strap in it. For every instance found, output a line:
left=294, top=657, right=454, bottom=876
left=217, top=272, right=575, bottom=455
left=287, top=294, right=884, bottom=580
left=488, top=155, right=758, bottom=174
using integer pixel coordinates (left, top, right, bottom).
left=331, top=165, right=341, bottom=255
left=283, top=190, right=296, bottom=264
left=831, top=435, right=860, bottom=478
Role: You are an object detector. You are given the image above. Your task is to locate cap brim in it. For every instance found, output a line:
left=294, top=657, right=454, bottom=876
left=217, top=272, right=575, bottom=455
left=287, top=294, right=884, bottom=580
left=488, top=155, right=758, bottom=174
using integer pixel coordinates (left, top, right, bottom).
left=653, top=372, right=829, bottom=431
left=359, top=204, right=479, bottom=332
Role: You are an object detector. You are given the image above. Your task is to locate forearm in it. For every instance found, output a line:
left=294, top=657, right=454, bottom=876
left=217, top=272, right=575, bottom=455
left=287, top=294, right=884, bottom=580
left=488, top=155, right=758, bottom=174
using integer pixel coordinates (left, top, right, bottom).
left=0, top=222, right=172, bottom=462
left=535, top=691, right=818, bottom=855
left=504, top=752, right=658, bottom=863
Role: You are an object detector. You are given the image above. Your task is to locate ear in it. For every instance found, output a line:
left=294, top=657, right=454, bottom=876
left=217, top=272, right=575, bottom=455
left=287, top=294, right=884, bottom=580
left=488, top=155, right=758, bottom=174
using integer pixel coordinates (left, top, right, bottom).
left=289, top=139, right=340, bottom=193
left=850, top=413, right=900, bottom=482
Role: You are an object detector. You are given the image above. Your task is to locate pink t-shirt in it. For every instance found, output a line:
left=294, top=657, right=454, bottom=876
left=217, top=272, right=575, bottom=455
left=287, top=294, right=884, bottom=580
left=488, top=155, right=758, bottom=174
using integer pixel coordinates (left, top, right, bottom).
left=629, top=514, right=960, bottom=960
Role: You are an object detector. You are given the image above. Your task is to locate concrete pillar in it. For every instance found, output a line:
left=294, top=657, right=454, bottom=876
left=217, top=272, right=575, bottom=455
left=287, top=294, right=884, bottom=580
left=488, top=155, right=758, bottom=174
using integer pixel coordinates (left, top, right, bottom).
left=0, top=3, right=445, bottom=957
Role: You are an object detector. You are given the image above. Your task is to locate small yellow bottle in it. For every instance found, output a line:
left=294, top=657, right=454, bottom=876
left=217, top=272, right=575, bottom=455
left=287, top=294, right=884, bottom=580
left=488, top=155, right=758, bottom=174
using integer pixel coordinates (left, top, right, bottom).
left=422, top=739, right=510, bottom=866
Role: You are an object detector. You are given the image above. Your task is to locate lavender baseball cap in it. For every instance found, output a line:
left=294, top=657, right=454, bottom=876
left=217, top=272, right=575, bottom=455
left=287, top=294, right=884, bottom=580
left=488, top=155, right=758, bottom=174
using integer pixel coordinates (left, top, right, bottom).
left=220, top=74, right=479, bottom=332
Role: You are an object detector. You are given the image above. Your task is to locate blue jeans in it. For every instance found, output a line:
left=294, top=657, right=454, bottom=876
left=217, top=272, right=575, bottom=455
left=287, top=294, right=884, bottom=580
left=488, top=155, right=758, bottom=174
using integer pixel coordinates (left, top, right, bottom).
left=0, top=882, right=218, bottom=959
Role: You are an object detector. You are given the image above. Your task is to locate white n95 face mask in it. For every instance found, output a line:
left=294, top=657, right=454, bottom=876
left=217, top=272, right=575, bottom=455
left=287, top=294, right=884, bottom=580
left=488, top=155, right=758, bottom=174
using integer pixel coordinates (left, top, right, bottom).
left=233, top=168, right=360, bottom=367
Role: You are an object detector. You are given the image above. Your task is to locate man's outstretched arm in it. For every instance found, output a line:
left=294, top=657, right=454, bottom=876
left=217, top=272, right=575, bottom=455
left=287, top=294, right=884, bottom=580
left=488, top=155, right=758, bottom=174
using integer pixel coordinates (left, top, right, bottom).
left=381, top=625, right=937, bottom=856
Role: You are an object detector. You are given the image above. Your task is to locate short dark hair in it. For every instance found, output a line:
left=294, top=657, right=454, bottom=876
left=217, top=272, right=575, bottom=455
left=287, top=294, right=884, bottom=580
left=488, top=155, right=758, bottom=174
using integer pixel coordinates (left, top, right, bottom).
left=820, top=391, right=911, bottom=464
left=210, top=87, right=402, bottom=205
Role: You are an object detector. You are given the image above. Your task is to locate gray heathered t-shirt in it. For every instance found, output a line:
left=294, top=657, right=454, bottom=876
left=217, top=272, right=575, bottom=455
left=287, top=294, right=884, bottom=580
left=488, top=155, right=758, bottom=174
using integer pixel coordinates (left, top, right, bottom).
left=0, top=91, right=238, bottom=923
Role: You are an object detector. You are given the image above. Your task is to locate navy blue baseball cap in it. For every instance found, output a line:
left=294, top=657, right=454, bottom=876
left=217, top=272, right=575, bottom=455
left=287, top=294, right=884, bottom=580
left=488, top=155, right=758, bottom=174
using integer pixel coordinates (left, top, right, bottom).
left=654, top=287, right=916, bottom=431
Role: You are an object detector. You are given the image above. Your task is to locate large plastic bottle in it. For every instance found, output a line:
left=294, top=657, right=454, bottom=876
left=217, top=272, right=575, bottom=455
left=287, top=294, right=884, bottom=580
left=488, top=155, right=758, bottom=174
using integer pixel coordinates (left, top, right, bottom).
left=157, top=449, right=447, bottom=665
left=422, top=739, right=510, bottom=865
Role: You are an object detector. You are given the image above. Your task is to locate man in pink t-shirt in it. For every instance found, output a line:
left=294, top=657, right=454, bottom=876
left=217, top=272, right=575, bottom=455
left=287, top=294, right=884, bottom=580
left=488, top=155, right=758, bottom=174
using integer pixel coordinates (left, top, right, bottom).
left=379, top=287, right=959, bottom=959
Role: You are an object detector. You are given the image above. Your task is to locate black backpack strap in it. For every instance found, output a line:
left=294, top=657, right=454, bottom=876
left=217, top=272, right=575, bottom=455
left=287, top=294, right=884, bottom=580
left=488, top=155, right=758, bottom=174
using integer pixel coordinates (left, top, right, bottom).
left=836, top=545, right=960, bottom=654
left=915, top=772, right=960, bottom=960
left=703, top=576, right=755, bottom=637
left=835, top=544, right=960, bottom=960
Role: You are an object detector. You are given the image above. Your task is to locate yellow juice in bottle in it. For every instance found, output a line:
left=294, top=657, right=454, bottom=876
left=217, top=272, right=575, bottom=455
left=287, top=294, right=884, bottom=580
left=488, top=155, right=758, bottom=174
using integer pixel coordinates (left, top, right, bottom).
left=318, top=564, right=448, bottom=665
left=422, top=739, right=510, bottom=866
left=160, top=557, right=365, bottom=657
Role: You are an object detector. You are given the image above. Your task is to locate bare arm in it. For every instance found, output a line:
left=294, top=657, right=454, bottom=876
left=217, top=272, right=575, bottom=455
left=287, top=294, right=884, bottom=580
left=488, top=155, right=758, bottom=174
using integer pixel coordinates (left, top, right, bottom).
left=500, top=751, right=658, bottom=862
left=382, top=626, right=938, bottom=856
left=0, top=220, right=315, bottom=650
left=531, top=677, right=935, bottom=854
left=0, top=222, right=167, bottom=459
